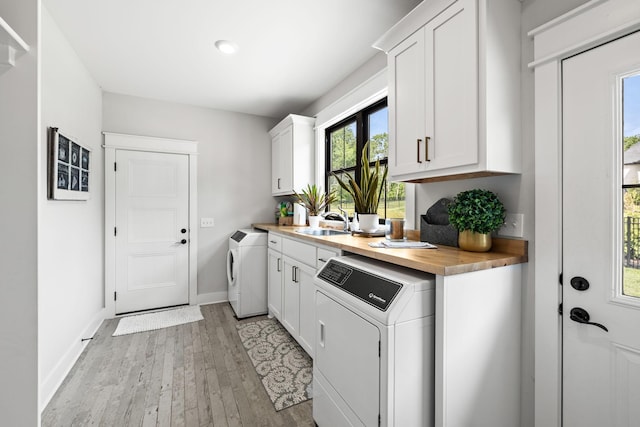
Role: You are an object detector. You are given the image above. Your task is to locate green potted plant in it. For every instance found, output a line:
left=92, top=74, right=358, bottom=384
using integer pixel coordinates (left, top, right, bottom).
left=447, top=189, right=505, bottom=252
left=332, top=141, right=388, bottom=232
left=294, top=184, right=337, bottom=228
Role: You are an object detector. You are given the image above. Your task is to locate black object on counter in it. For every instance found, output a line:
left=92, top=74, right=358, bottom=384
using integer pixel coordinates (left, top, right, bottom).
left=420, top=198, right=458, bottom=247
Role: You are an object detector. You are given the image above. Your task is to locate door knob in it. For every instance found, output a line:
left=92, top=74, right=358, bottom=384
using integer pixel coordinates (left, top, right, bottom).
left=181, top=228, right=187, bottom=234
left=569, top=307, right=608, bottom=332
left=176, top=239, right=187, bottom=245
left=570, top=276, right=590, bottom=291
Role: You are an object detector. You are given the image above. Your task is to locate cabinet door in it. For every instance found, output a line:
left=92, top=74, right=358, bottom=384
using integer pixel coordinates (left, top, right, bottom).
left=282, top=257, right=300, bottom=338
left=267, top=248, right=283, bottom=320
left=271, top=134, right=281, bottom=194
left=271, top=126, right=293, bottom=195
left=297, top=262, right=317, bottom=357
left=424, top=0, right=477, bottom=171
left=388, top=27, right=427, bottom=177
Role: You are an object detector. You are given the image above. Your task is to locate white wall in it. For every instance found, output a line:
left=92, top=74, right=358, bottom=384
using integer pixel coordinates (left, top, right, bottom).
left=0, top=0, right=39, bottom=424
left=301, top=52, right=388, bottom=117
left=38, top=6, right=105, bottom=410
left=102, top=93, right=276, bottom=302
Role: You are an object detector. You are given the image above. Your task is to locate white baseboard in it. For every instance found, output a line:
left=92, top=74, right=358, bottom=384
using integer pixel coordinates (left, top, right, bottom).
left=197, top=291, right=228, bottom=306
left=39, top=308, right=107, bottom=412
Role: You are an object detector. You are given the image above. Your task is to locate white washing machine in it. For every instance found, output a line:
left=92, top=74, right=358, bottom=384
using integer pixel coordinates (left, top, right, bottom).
left=313, top=255, right=436, bottom=427
left=226, top=228, right=267, bottom=318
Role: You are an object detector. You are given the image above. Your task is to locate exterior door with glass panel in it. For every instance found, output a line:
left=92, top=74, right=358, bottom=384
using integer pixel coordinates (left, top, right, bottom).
left=114, top=150, right=190, bottom=314
left=562, top=31, right=640, bottom=426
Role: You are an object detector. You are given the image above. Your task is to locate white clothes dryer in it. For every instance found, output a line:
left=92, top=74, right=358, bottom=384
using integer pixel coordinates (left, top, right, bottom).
left=313, top=255, right=436, bottom=427
left=227, top=228, right=267, bottom=318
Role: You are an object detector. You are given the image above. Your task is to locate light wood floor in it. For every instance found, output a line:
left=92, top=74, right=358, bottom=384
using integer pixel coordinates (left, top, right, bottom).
left=42, top=303, right=314, bottom=426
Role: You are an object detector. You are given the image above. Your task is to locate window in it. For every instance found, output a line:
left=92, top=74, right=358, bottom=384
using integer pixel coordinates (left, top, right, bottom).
left=325, top=98, right=405, bottom=220
left=622, top=73, right=640, bottom=298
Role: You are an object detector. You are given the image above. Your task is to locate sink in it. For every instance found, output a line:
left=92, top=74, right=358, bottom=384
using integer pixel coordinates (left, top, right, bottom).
left=296, top=228, right=350, bottom=236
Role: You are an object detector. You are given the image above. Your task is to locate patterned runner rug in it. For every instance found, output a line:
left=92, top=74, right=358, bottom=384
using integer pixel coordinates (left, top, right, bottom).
left=236, top=318, right=313, bottom=411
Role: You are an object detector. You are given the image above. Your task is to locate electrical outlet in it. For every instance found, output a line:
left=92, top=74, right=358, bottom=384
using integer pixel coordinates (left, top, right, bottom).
left=200, top=217, right=215, bottom=228
left=498, top=213, right=524, bottom=238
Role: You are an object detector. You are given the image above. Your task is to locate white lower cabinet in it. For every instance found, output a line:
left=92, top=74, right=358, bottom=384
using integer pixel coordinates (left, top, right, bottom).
left=267, top=248, right=283, bottom=320
left=282, top=255, right=316, bottom=354
left=266, top=231, right=341, bottom=358
left=293, top=260, right=316, bottom=355
left=282, top=256, right=300, bottom=337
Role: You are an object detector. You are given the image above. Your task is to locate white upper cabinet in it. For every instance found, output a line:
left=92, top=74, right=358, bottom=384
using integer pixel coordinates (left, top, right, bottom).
left=375, top=0, right=521, bottom=182
left=269, top=114, right=315, bottom=195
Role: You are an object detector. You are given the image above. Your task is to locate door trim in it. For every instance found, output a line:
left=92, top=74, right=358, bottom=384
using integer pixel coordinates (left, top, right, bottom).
left=530, top=1, right=640, bottom=426
left=103, top=132, right=198, bottom=317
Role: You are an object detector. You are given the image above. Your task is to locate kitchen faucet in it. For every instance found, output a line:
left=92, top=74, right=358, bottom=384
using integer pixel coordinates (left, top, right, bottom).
left=321, top=209, right=349, bottom=232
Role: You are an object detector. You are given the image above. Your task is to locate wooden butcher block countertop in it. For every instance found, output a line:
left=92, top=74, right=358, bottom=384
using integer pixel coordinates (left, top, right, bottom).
left=252, top=223, right=528, bottom=276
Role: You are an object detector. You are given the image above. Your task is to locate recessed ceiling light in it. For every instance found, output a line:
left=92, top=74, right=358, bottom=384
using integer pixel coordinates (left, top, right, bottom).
left=215, top=40, right=239, bottom=55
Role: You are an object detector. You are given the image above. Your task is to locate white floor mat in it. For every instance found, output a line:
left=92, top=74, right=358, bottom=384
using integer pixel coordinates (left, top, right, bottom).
left=112, top=305, right=204, bottom=336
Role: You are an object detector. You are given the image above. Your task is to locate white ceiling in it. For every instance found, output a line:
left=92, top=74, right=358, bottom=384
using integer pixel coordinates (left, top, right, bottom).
left=44, top=0, right=422, bottom=119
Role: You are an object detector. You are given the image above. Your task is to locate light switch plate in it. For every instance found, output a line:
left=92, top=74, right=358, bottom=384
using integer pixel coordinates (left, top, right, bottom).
left=498, top=213, right=524, bottom=238
left=200, top=217, right=215, bottom=228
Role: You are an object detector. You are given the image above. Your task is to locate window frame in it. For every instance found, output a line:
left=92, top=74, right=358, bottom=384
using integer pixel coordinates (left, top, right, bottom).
left=324, top=98, right=393, bottom=219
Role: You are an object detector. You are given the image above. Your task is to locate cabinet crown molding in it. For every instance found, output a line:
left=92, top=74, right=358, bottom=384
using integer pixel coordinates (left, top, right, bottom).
left=373, top=0, right=457, bottom=52
left=269, top=114, right=315, bottom=137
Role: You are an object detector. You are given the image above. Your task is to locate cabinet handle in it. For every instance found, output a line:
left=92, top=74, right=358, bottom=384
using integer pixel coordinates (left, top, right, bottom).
left=318, top=258, right=327, bottom=264
left=292, top=265, right=297, bottom=283
left=425, top=136, right=431, bottom=162
left=277, top=257, right=281, bottom=272
left=270, top=240, right=277, bottom=244
left=319, top=321, right=325, bottom=348
left=277, top=178, right=281, bottom=189
left=416, top=138, right=422, bottom=164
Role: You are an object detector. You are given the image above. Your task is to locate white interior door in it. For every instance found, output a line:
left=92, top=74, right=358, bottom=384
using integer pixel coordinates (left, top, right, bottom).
left=563, top=31, right=640, bottom=426
left=115, top=149, right=190, bottom=314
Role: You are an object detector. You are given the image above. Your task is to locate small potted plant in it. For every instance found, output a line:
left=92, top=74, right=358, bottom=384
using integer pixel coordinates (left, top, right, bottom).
left=294, top=184, right=337, bottom=228
left=332, top=141, right=388, bottom=232
left=447, top=189, right=505, bottom=252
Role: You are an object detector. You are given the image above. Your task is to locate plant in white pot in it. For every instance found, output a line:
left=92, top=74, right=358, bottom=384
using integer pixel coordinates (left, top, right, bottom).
left=294, top=184, right=337, bottom=228
left=447, top=189, right=506, bottom=252
left=332, top=141, right=388, bottom=233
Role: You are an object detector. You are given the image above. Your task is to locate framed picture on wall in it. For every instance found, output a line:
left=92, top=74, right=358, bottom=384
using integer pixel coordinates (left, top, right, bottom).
left=48, top=127, right=91, bottom=200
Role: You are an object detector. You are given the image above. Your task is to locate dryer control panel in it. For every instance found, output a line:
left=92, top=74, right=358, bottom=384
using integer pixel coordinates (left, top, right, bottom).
left=317, top=259, right=403, bottom=311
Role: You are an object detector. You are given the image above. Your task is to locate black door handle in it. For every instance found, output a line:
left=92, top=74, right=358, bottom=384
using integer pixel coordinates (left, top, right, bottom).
left=570, top=276, right=590, bottom=291
left=181, top=228, right=187, bottom=234
left=569, top=307, right=608, bottom=332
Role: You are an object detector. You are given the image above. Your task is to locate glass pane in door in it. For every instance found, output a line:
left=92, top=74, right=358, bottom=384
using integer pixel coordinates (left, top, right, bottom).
left=622, top=73, right=640, bottom=298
